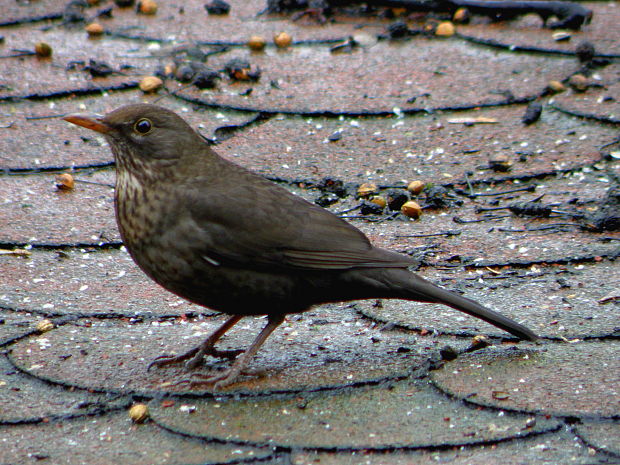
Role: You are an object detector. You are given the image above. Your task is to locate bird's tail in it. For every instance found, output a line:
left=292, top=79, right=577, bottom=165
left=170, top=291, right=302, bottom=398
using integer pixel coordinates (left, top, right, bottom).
left=376, top=268, right=539, bottom=341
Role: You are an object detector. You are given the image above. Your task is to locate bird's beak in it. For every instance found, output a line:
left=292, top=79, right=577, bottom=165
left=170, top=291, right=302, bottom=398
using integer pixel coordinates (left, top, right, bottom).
left=63, top=113, right=111, bottom=134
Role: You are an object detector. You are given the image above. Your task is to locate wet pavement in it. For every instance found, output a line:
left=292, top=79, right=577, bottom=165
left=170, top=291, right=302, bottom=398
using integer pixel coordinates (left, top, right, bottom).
left=0, top=1, right=619, bottom=464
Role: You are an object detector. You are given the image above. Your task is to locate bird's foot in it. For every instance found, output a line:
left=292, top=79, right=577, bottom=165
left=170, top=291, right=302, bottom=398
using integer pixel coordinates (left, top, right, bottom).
left=155, top=315, right=284, bottom=390
left=172, top=344, right=267, bottom=390
left=147, top=347, right=200, bottom=371
left=147, top=345, right=244, bottom=371
left=174, top=366, right=264, bottom=390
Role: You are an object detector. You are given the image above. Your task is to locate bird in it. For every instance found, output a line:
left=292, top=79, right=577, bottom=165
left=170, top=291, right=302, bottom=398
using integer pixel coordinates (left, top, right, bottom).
left=63, top=104, right=538, bottom=389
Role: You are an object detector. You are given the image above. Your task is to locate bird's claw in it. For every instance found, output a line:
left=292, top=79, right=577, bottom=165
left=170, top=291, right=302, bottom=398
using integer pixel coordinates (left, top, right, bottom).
left=147, top=347, right=200, bottom=371
left=147, top=346, right=244, bottom=371
left=175, top=367, right=264, bottom=390
left=184, top=347, right=243, bottom=369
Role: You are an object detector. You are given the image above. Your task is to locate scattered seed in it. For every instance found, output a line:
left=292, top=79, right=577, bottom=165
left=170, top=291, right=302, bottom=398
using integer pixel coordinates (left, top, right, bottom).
left=274, top=32, right=292, bottom=48
left=357, top=183, right=378, bottom=198
left=129, top=403, right=149, bottom=423
left=547, top=80, right=566, bottom=93
left=137, top=0, right=157, bottom=15
left=435, top=21, right=455, bottom=37
left=85, top=22, right=104, bottom=36
left=568, top=74, right=588, bottom=92
left=370, top=196, right=387, bottom=209
left=453, top=7, right=470, bottom=23
left=407, top=180, right=425, bottom=195
left=55, top=173, right=75, bottom=190
left=248, top=35, right=266, bottom=51
left=139, top=76, right=163, bottom=93
left=36, top=319, right=54, bottom=333
left=34, top=42, right=52, bottom=58
left=401, top=200, right=422, bottom=219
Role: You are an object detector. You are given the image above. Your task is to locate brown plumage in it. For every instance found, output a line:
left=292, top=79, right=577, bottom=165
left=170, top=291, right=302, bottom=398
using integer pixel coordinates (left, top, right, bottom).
left=64, top=104, right=537, bottom=389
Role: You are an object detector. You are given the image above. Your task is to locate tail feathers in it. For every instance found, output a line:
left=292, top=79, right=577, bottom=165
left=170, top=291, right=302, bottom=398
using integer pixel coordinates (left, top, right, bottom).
left=396, top=271, right=539, bottom=341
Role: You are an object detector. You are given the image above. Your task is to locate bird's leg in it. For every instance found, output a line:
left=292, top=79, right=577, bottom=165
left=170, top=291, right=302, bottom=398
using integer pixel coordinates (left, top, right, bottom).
left=181, top=314, right=286, bottom=389
left=147, top=315, right=243, bottom=371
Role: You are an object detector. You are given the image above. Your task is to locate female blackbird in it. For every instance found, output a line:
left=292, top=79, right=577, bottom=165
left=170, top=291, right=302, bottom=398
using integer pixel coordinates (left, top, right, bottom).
left=64, top=104, right=537, bottom=389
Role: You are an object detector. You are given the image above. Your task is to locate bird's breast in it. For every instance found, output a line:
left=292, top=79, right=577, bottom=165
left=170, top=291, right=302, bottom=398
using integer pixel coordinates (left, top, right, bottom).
left=114, top=170, right=160, bottom=249
left=114, top=170, right=197, bottom=292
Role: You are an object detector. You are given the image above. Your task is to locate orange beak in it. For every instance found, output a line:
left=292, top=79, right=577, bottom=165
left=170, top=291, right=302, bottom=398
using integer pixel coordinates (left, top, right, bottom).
left=63, top=113, right=111, bottom=134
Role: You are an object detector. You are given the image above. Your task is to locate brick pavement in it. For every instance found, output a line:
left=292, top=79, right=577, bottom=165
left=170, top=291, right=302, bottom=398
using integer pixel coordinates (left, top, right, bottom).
left=1, top=1, right=618, bottom=464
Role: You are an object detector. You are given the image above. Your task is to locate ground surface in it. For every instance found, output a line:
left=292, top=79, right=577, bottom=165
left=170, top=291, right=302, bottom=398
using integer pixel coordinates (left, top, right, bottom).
left=0, top=1, right=619, bottom=464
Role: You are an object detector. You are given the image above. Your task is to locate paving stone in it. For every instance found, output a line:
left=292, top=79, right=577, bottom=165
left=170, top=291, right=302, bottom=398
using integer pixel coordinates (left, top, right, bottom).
left=0, top=411, right=268, bottom=465
left=0, top=171, right=118, bottom=245
left=2, top=0, right=62, bottom=25
left=103, top=0, right=379, bottom=43
left=464, top=164, right=619, bottom=207
left=241, top=165, right=618, bottom=268
left=575, top=420, right=620, bottom=456
left=0, top=309, right=37, bottom=346
left=0, top=94, right=257, bottom=171
left=0, top=249, right=214, bottom=317
left=0, top=6, right=378, bottom=100
left=551, top=63, right=620, bottom=122
left=356, top=211, right=618, bottom=267
left=1, top=0, right=618, bottom=462
left=7, top=308, right=430, bottom=395
left=150, top=380, right=559, bottom=449
left=291, top=430, right=606, bottom=464
left=3, top=164, right=618, bottom=262
left=357, top=261, right=620, bottom=339
left=0, top=353, right=128, bottom=424
left=430, top=341, right=620, bottom=417
left=213, top=106, right=615, bottom=185
left=457, top=2, right=620, bottom=56
left=3, top=139, right=616, bottom=250
left=0, top=32, right=142, bottom=99
left=361, top=165, right=620, bottom=265
left=174, top=40, right=574, bottom=113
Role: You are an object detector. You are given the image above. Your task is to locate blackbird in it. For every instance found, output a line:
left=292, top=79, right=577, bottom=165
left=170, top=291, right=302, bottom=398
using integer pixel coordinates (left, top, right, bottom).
left=64, top=104, right=538, bottom=389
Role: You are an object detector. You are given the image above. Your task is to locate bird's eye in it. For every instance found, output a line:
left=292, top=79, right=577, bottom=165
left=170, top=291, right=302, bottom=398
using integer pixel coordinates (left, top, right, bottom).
left=133, top=118, right=152, bottom=135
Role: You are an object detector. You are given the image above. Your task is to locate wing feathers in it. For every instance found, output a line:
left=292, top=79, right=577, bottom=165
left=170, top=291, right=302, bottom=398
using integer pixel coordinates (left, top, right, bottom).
left=282, top=249, right=415, bottom=270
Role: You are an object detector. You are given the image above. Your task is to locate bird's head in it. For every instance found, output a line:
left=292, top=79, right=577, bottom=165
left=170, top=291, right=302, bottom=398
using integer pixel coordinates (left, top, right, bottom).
left=64, top=104, right=205, bottom=176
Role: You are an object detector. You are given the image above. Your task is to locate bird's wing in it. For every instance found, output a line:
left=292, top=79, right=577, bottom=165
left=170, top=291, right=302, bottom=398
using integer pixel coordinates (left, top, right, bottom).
left=182, top=172, right=414, bottom=271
